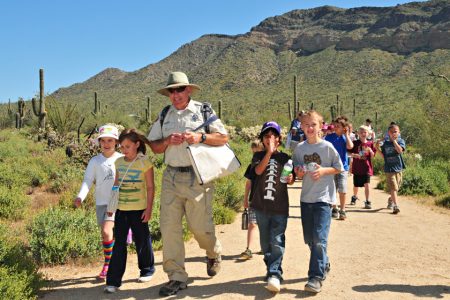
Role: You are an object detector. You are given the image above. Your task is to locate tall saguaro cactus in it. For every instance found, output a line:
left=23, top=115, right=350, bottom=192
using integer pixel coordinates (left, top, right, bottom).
left=293, top=75, right=298, bottom=117
left=218, top=100, right=222, bottom=119
left=336, top=94, right=340, bottom=116
left=31, top=69, right=46, bottom=129
left=15, top=98, right=25, bottom=129
left=92, top=92, right=102, bottom=116
left=145, top=97, right=151, bottom=122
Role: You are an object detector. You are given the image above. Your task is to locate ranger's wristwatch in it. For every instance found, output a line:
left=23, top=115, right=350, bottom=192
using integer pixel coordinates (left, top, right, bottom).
left=200, top=133, right=207, bottom=143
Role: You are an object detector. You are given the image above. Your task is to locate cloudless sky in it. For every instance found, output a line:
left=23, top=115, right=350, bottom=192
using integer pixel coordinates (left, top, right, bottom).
left=0, top=0, right=424, bottom=103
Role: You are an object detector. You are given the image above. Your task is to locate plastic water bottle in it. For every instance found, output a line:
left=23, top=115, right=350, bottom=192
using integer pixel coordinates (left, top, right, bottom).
left=241, top=209, right=249, bottom=230
left=280, top=159, right=293, bottom=183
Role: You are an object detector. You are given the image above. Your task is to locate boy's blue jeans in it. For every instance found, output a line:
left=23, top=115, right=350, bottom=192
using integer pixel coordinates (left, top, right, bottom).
left=255, top=210, right=288, bottom=280
left=300, top=202, right=331, bottom=281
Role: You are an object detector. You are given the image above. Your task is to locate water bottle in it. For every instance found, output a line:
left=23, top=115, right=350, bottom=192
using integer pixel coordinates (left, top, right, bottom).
left=280, top=159, right=293, bottom=183
left=241, top=209, right=249, bottom=230
left=306, top=162, right=318, bottom=172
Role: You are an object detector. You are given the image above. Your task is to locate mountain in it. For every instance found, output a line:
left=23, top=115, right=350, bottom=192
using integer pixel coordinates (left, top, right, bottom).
left=51, top=0, right=450, bottom=127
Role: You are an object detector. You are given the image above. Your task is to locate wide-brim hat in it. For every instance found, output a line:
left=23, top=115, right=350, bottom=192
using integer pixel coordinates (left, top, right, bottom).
left=158, top=71, right=201, bottom=97
left=97, top=125, right=119, bottom=141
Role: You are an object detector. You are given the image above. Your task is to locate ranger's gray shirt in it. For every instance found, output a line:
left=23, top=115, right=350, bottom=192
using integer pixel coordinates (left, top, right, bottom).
left=293, top=140, right=344, bottom=204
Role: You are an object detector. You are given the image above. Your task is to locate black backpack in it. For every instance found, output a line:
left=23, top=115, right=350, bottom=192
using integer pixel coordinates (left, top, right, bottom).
left=159, top=102, right=213, bottom=133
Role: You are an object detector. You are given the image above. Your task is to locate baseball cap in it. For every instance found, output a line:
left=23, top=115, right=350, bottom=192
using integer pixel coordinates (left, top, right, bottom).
left=97, top=125, right=119, bottom=141
left=260, top=121, right=281, bottom=137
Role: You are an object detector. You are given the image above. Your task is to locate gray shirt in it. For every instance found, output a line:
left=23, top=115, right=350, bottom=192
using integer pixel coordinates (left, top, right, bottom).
left=293, top=140, right=344, bottom=204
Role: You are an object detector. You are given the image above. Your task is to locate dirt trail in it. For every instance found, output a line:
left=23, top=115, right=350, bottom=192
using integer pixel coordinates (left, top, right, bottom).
left=41, top=177, right=450, bottom=299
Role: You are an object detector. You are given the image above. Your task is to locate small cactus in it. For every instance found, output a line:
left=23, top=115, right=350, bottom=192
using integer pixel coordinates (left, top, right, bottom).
left=145, top=97, right=151, bottom=122
left=288, top=102, right=292, bottom=120
left=218, top=100, right=222, bottom=119
left=15, top=98, right=25, bottom=129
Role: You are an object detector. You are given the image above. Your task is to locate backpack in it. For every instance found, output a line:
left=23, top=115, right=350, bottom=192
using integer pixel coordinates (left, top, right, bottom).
left=159, top=102, right=213, bottom=133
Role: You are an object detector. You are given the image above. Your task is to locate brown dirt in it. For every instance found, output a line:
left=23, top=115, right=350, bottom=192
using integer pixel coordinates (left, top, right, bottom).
left=40, top=177, right=450, bottom=299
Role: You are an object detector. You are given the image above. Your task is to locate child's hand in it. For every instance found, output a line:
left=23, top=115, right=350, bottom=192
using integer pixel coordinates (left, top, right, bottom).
left=243, top=198, right=249, bottom=209
left=73, top=197, right=82, bottom=208
left=310, top=164, right=322, bottom=181
left=294, top=166, right=304, bottom=178
left=107, top=212, right=114, bottom=217
left=287, top=173, right=294, bottom=184
left=267, top=135, right=278, bottom=154
left=141, top=208, right=152, bottom=223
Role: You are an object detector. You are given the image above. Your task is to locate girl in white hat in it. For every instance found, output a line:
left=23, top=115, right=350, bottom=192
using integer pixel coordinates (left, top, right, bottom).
left=74, top=124, right=123, bottom=279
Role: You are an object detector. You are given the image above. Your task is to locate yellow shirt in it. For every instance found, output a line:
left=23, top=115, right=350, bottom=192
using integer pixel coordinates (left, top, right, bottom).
left=115, top=154, right=153, bottom=211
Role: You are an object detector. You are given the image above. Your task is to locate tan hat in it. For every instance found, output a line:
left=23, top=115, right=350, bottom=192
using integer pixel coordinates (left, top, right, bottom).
left=158, top=71, right=201, bottom=97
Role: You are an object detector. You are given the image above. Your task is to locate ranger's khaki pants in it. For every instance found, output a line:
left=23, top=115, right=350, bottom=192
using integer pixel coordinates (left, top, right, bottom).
left=160, top=167, right=222, bottom=282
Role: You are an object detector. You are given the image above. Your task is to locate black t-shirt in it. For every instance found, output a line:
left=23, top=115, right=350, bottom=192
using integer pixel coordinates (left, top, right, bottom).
left=244, top=151, right=291, bottom=216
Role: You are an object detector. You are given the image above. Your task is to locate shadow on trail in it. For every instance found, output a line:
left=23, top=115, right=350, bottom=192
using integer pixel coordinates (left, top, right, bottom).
left=352, top=284, right=450, bottom=298
left=347, top=208, right=385, bottom=214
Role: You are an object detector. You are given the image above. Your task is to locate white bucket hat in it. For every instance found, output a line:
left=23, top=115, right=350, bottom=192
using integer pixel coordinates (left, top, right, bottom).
left=97, top=125, right=119, bottom=141
left=158, top=71, right=201, bottom=97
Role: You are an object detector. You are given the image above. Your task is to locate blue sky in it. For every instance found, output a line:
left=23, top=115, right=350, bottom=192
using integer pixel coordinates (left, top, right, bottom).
left=0, top=0, right=424, bottom=103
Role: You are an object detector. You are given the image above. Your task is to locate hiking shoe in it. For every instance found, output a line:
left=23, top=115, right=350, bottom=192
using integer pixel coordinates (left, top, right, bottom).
left=98, top=265, right=108, bottom=280
left=266, top=276, right=281, bottom=293
left=104, top=285, right=118, bottom=293
left=350, top=195, right=358, bottom=205
left=387, top=197, right=394, bottom=209
left=206, top=256, right=221, bottom=276
left=364, top=201, right=372, bottom=209
left=305, top=278, right=322, bottom=293
left=338, top=210, right=347, bottom=220
left=331, top=207, right=339, bottom=218
left=159, top=280, right=187, bottom=296
left=393, top=206, right=400, bottom=214
left=138, top=274, right=153, bottom=282
left=240, top=248, right=253, bottom=259
left=324, top=262, right=331, bottom=279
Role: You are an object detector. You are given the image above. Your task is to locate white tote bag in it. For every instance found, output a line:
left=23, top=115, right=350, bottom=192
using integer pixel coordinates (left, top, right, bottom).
left=186, top=143, right=241, bottom=185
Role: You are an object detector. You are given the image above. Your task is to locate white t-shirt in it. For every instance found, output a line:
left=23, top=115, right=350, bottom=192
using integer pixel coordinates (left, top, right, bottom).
left=76, top=152, right=123, bottom=206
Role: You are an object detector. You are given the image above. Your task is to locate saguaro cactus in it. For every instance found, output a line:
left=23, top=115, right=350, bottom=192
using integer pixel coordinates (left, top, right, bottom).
left=353, top=99, right=356, bottom=117
left=288, top=102, right=292, bottom=120
left=92, top=92, right=102, bottom=116
left=218, top=100, right=222, bottom=119
left=8, top=99, right=12, bottom=116
left=31, top=69, right=46, bottom=129
left=336, top=94, right=340, bottom=116
left=293, top=75, right=298, bottom=117
left=15, top=98, right=25, bottom=129
left=145, top=97, right=151, bottom=122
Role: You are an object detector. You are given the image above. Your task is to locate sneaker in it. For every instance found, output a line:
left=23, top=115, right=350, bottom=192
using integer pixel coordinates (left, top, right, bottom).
left=387, top=197, right=394, bottom=209
left=206, top=256, right=221, bottom=276
left=393, top=206, right=400, bottom=214
left=364, top=201, right=372, bottom=209
left=104, top=285, right=118, bottom=293
left=138, top=274, right=153, bottom=282
left=338, top=210, right=346, bottom=220
left=266, top=276, right=281, bottom=293
left=98, top=265, right=108, bottom=280
left=240, top=248, right=253, bottom=259
left=350, top=195, right=358, bottom=205
left=331, top=207, right=339, bottom=218
left=158, top=280, right=187, bottom=296
left=305, top=278, right=322, bottom=293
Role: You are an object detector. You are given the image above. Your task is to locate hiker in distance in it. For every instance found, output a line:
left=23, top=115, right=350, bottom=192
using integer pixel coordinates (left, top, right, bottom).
left=148, top=71, right=228, bottom=297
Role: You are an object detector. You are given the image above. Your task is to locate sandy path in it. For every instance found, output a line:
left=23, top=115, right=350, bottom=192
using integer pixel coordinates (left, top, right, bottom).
left=40, top=177, right=450, bottom=299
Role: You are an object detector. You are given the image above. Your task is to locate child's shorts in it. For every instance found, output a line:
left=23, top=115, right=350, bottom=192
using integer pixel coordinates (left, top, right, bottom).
left=386, top=172, right=403, bottom=192
left=334, top=171, right=348, bottom=193
left=96, top=205, right=115, bottom=226
left=248, top=207, right=257, bottom=225
left=353, top=174, right=371, bottom=187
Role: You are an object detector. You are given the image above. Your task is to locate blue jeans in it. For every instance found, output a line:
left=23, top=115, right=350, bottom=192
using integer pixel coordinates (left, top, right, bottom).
left=106, top=210, right=155, bottom=287
left=300, top=202, right=331, bottom=281
left=255, top=210, right=288, bottom=280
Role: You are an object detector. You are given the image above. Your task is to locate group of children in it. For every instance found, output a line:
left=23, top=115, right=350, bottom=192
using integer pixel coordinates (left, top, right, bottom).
left=74, top=109, right=406, bottom=296
left=241, top=110, right=406, bottom=294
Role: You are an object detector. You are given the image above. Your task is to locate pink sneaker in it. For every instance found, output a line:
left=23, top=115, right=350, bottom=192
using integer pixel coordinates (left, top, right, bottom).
left=98, top=265, right=109, bottom=280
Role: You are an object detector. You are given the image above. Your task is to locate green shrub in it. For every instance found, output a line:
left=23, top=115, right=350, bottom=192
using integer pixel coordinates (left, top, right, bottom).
left=435, top=194, right=450, bottom=209
left=29, top=208, right=101, bottom=265
left=214, top=175, right=244, bottom=211
left=0, top=185, right=29, bottom=220
left=401, top=167, right=448, bottom=196
left=0, top=224, right=44, bottom=299
left=213, top=202, right=236, bottom=224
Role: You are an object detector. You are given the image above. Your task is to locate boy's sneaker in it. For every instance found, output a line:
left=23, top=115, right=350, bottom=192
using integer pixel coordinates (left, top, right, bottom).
left=305, top=278, right=322, bottom=293
left=331, top=207, right=339, bottom=218
left=138, top=274, right=153, bottom=282
left=387, top=197, right=394, bottom=209
left=266, top=276, right=281, bottom=293
left=240, top=248, right=253, bottom=259
left=364, top=201, right=372, bottom=209
left=350, top=195, right=358, bottom=205
left=104, top=285, right=118, bottom=293
left=393, top=206, right=400, bottom=214
left=98, top=265, right=108, bottom=280
left=338, top=210, right=347, bottom=220
left=159, top=280, right=187, bottom=296
left=206, top=256, right=221, bottom=276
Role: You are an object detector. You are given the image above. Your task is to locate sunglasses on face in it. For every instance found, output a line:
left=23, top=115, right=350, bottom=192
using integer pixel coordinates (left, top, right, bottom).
left=167, top=86, right=186, bottom=94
